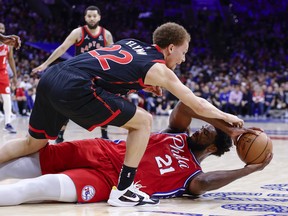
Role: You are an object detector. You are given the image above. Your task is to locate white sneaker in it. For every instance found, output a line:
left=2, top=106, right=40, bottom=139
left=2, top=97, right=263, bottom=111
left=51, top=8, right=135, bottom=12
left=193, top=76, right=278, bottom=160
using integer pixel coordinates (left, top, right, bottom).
left=107, top=182, right=159, bottom=207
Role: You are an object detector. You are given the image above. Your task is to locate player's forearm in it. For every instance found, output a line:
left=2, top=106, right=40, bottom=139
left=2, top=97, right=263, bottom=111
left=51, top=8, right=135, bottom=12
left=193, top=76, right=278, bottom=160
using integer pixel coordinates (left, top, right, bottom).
left=168, top=101, right=233, bottom=135
left=0, top=33, right=4, bottom=41
left=44, top=46, right=67, bottom=66
left=194, top=98, right=229, bottom=121
left=189, top=168, right=254, bottom=195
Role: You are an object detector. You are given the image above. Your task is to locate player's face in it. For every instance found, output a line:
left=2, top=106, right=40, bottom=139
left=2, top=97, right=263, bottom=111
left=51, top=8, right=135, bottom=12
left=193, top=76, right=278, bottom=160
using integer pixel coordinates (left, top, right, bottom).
left=85, top=10, right=101, bottom=29
left=165, top=41, right=189, bottom=70
left=189, top=125, right=217, bottom=151
left=0, top=23, right=5, bottom=34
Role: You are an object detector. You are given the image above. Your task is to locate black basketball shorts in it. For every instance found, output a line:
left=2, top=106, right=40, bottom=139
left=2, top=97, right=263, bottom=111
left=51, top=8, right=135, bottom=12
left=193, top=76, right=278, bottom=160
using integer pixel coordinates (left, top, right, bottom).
left=29, top=65, right=136, bottom=139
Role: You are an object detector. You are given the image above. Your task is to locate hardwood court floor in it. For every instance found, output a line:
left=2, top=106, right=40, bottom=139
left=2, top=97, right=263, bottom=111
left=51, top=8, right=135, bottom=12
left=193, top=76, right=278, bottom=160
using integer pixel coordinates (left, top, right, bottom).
left=0, top=115, right=287, bottom=216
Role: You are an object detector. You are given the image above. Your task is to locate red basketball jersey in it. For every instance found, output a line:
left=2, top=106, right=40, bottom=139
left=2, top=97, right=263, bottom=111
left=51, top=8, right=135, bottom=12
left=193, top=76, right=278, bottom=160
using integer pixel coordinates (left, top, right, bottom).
left=40, top=133, right=202, bottom=199
left=0, top=44, right=10, bottom=93
left=135, top=133, right=202, bottom=198
left=0, top=44, right=9, bottom=72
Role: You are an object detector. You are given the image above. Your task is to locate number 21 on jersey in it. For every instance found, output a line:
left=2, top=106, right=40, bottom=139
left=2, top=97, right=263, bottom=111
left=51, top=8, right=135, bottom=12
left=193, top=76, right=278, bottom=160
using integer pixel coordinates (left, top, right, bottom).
left=155, top=155, right=175, bottom=175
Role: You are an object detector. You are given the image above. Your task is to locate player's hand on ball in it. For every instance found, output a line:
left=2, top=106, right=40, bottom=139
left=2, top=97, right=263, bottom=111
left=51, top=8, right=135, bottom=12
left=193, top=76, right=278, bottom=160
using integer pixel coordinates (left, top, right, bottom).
left=246, top=127, right=264, bottom=134
left=245, top=153, right=273, bottom=171
left=231, top=127, right=264, bottom=145
left=225, top=113, right=244, bottom=128
left=143, top=86, right=162, bottom=96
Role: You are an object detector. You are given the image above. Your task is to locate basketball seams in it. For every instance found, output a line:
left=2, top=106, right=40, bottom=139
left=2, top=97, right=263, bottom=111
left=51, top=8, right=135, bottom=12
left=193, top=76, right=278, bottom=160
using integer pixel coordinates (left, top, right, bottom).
left=247, top=133, right=268, bottom=164
left=237, top=132, right=259, bottom=161
left=236, top=131, right=272, bottom=164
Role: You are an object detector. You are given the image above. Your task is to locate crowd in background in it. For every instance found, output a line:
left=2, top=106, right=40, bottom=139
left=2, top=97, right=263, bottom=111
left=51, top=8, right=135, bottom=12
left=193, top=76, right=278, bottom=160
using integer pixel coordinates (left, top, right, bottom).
left=1, top=0, right=287, bottom=118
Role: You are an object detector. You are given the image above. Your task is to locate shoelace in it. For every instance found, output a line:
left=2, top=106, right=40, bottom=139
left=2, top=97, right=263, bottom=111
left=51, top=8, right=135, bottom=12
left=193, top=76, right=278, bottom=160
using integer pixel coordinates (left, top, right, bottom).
left=132, top=181, right=149, bottom=198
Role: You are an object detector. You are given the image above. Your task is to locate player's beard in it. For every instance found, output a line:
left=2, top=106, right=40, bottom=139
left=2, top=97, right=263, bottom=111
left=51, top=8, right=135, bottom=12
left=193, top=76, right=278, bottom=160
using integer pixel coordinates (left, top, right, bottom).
left=87, top=22, right=99, bottom=30
left=187, top=136, right=210, bottom=152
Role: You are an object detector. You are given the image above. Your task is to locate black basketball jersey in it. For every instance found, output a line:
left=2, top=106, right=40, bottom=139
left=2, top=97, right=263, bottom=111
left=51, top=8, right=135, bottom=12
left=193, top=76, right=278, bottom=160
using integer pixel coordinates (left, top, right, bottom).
left=63, top=39, right=165, bottom=94
left=75, top=25, right=107, bottom=55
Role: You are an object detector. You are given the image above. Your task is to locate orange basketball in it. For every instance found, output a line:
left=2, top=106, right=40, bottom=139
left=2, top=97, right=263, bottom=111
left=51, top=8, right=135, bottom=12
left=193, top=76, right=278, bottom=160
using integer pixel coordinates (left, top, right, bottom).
left=236, top=130, right=273, bottom=164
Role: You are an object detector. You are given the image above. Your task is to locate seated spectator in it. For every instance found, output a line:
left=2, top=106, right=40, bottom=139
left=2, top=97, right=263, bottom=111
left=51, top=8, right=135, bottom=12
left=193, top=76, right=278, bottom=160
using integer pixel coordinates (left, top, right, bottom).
left=252, top=86, right=265, bottom=117
left=227, top=84, right=243, bottom=115
left=155, top=96, right=171, bottom=116
left=240, top=84, right=253, bottom=117
left=219, top=85, right=230, bottom=113
left=15, top=81, right=28, bottom=116
left=264, top=85, right=275, bottom=117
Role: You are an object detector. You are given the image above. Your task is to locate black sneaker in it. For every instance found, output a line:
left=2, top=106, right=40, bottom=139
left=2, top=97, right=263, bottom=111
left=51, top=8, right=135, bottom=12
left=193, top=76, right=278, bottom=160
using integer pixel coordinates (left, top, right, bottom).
left=107, top=183, right=159, bottom=207
left=3, top=123, right=16, bottom=134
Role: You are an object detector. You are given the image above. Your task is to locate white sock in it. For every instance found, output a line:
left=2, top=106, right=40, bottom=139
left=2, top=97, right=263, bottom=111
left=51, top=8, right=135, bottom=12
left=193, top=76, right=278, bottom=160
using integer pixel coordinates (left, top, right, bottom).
left=0, top=174, right=76, bottom=206
left=0, top=153, right=41, bottom=181
left=1, top=94, right=12, bottom=125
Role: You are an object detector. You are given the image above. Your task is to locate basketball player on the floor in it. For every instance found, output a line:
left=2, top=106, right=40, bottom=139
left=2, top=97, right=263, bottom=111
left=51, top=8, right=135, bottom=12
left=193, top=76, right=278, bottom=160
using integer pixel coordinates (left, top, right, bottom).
left=0, top=23, right=17, bottom=133
left=0, top=101, right=272, bottom=206
left=32, top=5, right=113, bottom=142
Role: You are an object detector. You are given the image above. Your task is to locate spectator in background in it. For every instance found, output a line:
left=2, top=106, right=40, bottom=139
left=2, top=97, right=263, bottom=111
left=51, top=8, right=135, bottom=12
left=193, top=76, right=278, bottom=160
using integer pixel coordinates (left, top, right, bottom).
left=15, top=81, right=28, bottom=116
left=144, top=92, right=156, bottom=114
left=219, top=85, right=230, bottom=113
left=264, top=85, right=275, bottom=117
left=200, top=85, right=211, bottom=102
left=240, top=84, right=253, bottom=117
left=26, top=87, right=35, bottom=113
left=210, top=86, right=221, bottom=109
left=252, top=85, right=265, bottom=117
left=227, top=84, right=243, bottom=115
left=155, top=96, right=171, bottom=116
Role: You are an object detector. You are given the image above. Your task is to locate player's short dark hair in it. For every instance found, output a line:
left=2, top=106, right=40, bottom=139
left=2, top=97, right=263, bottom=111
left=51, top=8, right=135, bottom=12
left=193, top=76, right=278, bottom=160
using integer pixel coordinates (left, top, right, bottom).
left=212, top=128, right=232, bottom=156
left=152, top=22, right=191, bottom=48
left=85, top=6, right=101, bottom=16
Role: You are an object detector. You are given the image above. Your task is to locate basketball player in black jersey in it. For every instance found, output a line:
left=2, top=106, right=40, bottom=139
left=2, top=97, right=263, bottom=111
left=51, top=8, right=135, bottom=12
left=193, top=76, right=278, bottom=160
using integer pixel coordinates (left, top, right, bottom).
left=32, top=5, right=113, bottom=142
left=1, top=22, right=244, bottom=207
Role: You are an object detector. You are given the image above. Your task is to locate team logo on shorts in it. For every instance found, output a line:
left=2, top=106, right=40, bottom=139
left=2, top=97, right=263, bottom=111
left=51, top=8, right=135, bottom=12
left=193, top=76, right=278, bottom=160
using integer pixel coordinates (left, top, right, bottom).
left=81, top=185, right=96, bottom=201
left=5, top=86, right=10, bottom=94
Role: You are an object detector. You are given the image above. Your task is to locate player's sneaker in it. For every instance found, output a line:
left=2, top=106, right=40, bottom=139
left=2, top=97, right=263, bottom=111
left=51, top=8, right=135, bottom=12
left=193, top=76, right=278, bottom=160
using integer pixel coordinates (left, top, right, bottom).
left=107, top=182, right=159, bottom=207
left=4, top=123, right=17, bottom=134
left=55, top=136, right=64, bottom=144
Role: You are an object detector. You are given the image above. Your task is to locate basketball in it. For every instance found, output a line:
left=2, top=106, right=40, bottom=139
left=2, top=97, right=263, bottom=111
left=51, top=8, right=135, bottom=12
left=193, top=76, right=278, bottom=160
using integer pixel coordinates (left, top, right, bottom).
left=236, top=130, right=273, bottom=164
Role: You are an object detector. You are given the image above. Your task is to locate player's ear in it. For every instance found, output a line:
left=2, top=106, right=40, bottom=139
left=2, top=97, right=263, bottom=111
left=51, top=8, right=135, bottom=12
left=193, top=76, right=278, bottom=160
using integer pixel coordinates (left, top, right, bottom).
left=207, top=144, right=217, bottom=153
left=168, top=44, right=174, bottom=53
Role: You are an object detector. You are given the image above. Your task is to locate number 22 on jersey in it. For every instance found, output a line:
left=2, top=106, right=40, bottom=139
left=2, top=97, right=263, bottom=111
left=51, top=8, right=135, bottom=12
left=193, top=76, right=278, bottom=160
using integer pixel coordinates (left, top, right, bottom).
left=88, top=45, right=133, bottom=70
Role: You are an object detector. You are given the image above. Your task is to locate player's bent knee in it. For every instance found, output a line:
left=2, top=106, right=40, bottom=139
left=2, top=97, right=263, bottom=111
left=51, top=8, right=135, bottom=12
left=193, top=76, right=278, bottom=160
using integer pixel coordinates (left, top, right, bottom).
left=26, top=136, right=48, bottom=153
left=125, top=109, right=153, bottom=130
left=138, top=111, right=153, bottom=130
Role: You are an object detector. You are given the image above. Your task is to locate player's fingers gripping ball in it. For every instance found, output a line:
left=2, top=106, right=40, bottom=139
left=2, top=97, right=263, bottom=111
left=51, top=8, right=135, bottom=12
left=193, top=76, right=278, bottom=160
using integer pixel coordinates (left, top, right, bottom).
left=236, top=130, right=273, bottom=164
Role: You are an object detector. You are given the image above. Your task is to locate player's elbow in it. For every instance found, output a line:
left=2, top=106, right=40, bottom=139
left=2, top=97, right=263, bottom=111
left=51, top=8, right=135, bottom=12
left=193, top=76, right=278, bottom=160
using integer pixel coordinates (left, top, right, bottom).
left=188, top=174, right=211, bottom=195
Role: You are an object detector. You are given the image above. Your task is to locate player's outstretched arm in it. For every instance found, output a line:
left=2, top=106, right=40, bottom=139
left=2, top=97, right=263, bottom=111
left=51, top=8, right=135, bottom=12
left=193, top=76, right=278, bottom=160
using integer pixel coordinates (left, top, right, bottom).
left=32, top=28, right=80, bottom=74
left=0, top=33, right=21, bottom=49
left=187, top=153, right=273, bottom=196
left=166, top=101, right=258, bottom=142
left=145, top=64, right=244, bottom=128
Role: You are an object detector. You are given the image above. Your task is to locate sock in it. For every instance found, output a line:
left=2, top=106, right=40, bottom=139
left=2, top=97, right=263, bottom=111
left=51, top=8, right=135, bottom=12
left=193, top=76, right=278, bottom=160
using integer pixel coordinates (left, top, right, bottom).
left=58, top=130, right=64, bottom=139
left=101, top=126, right=108, bottom=138
left=117, top=164, right=137, bottom=190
